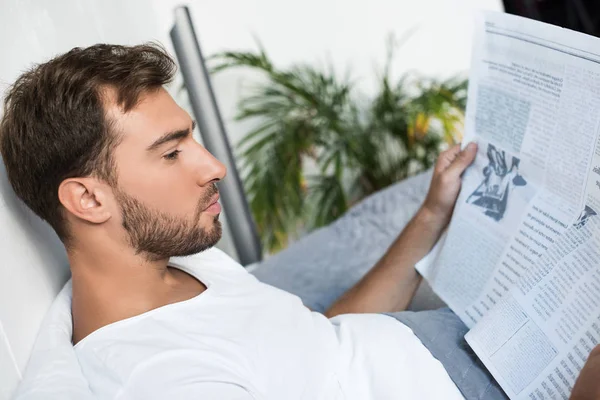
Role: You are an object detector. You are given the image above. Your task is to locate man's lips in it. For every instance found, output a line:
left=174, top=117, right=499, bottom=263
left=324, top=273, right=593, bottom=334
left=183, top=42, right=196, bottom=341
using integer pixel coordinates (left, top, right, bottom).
left=204, top=194, right=221, bottom=214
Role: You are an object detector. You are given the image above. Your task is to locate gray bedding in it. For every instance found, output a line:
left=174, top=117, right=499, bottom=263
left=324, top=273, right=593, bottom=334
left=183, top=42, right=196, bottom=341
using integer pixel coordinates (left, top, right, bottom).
left=251, top=170, right=446, bottom=313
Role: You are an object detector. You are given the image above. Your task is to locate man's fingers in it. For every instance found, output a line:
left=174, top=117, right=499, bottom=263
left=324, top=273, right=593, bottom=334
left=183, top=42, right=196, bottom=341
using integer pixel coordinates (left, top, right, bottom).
left=446, top=142, right=477, bottom=178
left=436, top=144, right=461, bottom=171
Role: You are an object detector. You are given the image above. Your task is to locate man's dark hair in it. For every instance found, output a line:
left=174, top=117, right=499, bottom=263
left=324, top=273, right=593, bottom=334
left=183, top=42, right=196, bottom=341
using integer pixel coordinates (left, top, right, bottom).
left=0, top=43, right=176, bottom=243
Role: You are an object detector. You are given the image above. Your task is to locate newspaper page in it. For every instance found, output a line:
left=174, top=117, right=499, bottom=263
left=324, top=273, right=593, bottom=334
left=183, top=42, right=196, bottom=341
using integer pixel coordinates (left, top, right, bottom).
left=466, top=135, right=600, bottom=399
left=416, top=11, right=600, bottom=329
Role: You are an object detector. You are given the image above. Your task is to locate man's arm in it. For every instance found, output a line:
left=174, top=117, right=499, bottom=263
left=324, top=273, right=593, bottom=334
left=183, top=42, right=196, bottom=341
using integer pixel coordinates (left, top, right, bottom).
left=325, top=143, right=477, bottom=318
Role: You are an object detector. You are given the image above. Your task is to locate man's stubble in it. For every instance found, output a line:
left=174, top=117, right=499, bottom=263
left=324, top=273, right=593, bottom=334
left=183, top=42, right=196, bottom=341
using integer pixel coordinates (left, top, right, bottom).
left=114, top=183, right=222, bottom=261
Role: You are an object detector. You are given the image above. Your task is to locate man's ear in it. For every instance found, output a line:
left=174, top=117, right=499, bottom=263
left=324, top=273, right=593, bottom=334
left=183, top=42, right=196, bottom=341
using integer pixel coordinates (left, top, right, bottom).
left=58, top=178, right=112, bottom=224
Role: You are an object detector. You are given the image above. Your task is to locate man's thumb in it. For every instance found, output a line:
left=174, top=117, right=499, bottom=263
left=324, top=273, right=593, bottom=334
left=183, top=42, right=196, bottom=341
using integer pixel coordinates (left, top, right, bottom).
left=448, top=142, right=477, bottom=177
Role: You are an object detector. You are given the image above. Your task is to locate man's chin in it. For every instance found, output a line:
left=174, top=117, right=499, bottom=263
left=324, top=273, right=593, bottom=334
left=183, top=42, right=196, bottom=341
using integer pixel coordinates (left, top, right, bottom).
left=201, top=214, right=222, bottom=233
left=211, top=219, right=223, bottom=243
left=192, top=219, right=223, bottom=251
left=166, top=233, right=221, bottom=259
left=142, top=220, right=223, bottom=260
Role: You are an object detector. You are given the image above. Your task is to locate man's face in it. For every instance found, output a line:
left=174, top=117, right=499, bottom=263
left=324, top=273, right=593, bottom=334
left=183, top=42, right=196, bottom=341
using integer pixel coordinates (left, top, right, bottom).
left=108, top=88, right=226, bottom=260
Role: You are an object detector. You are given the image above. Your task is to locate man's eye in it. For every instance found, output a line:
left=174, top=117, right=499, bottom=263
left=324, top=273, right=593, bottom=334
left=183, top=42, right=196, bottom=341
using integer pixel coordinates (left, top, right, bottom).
left=164, top=150, right=181, bottom=161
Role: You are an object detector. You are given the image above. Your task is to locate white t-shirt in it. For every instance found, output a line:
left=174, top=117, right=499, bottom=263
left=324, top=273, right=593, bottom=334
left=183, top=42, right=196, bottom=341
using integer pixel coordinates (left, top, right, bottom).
left=75, top=248, right=464, bottom=400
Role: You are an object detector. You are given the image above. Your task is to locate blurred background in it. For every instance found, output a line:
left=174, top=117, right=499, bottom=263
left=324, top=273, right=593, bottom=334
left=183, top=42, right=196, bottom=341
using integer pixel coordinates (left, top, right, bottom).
left=2, top=0, right=598, bottom=262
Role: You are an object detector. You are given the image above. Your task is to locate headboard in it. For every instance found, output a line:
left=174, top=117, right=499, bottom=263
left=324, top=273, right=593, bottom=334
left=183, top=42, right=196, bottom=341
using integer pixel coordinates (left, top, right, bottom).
left=0, top=160, right=69, bottom=399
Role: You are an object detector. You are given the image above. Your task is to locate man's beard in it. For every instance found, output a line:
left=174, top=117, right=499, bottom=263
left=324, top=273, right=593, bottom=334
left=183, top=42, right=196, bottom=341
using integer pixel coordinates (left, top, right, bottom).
left=114, top=184, right=222, bottom=261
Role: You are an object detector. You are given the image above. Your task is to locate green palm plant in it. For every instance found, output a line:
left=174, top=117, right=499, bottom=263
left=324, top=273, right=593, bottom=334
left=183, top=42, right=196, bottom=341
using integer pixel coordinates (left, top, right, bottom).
left=211, top=43, right=468, bottom=253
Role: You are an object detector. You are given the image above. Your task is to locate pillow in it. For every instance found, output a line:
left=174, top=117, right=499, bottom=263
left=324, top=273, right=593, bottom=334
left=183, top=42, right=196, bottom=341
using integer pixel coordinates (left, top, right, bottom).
left=12, top=281, right=93, bottom=400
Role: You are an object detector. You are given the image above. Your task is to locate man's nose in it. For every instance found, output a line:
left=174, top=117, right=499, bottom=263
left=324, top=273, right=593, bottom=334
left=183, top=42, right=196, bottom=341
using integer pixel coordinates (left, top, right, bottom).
left=196, top=146, right=227, bottom=185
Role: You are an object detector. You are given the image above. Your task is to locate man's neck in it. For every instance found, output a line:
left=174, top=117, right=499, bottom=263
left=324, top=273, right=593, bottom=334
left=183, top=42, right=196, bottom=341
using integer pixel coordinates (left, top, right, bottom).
left=68, top=242, right=206, bottom=345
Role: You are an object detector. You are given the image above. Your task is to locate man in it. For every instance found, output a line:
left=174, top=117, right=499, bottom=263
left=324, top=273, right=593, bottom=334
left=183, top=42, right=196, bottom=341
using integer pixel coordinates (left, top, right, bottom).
left=0, top=43, right=597, bottom=400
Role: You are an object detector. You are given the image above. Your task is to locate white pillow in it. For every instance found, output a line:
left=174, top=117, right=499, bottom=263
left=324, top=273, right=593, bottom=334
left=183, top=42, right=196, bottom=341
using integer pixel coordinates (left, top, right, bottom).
left=12, top=281, right=93, bottom=400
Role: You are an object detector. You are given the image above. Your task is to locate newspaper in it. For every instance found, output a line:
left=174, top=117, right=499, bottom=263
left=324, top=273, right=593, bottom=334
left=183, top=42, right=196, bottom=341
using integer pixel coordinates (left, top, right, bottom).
left=416, top=11, right=600, bottom=400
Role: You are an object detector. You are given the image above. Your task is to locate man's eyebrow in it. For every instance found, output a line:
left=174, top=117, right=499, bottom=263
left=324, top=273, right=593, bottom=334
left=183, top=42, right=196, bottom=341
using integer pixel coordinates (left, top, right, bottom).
left=146, top=120, right=196, bottom=152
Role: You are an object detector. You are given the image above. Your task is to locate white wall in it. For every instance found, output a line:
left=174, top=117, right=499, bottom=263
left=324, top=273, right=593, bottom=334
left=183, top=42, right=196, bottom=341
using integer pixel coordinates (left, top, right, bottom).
left=152, top=0, right=504, bottom=146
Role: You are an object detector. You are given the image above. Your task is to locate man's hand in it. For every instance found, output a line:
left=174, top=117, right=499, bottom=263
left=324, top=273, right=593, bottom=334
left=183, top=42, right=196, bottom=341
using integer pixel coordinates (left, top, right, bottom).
left=421, top=142, right=478, bottom=230
left=325, top=142, right=478, bottom=317
left=571, top=345, right=600, bottom=399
